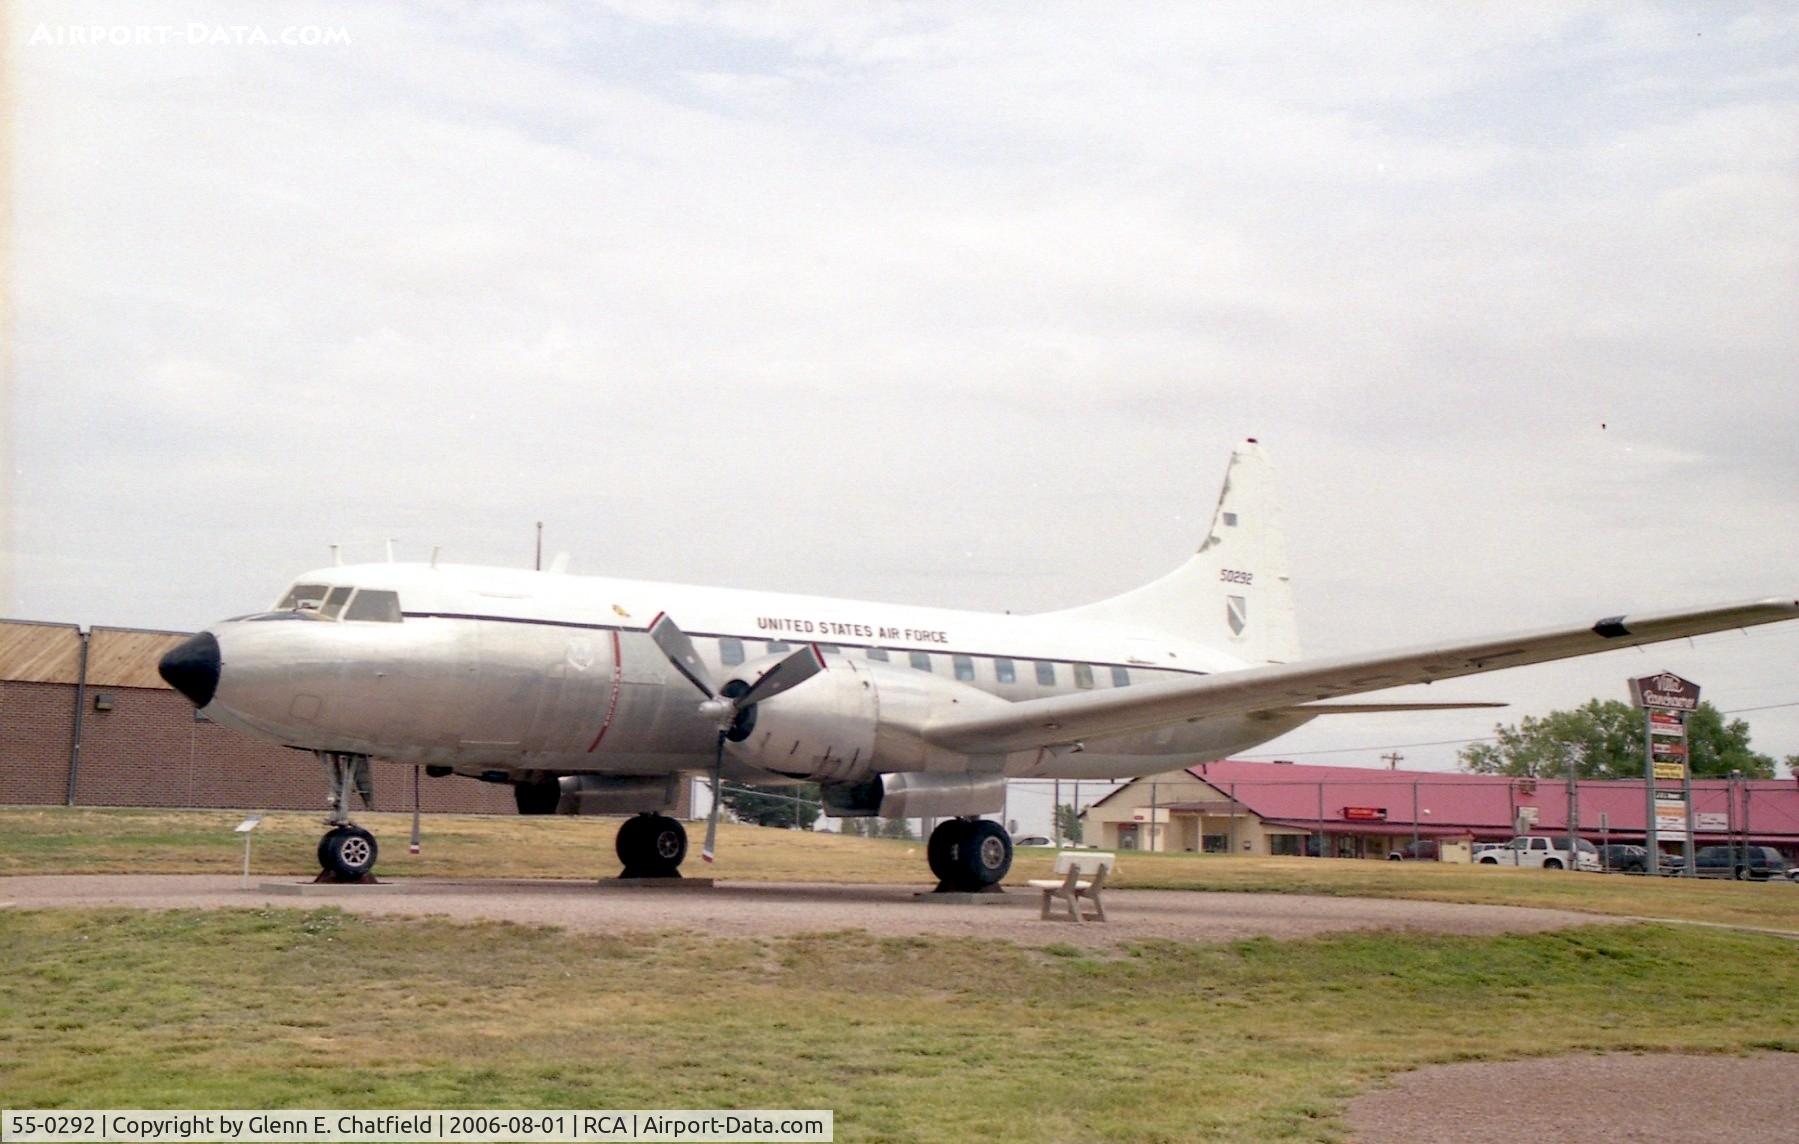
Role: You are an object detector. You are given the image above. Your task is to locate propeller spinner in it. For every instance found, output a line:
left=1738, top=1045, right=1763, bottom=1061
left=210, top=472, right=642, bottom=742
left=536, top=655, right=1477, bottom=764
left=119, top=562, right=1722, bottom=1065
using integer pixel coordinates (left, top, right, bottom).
left=647, top=613, right=826, bottom=862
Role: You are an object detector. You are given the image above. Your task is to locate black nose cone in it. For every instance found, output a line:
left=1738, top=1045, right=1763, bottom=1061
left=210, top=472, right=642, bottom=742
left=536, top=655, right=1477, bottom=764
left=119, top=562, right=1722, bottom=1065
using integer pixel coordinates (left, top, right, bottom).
left=159, top=631, right=221, bottom=708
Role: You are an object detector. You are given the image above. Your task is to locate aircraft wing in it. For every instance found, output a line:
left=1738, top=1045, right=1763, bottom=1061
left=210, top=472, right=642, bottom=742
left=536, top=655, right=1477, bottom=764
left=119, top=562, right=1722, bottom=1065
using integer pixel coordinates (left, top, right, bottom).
left=921, top=597, right=1799, bottom=754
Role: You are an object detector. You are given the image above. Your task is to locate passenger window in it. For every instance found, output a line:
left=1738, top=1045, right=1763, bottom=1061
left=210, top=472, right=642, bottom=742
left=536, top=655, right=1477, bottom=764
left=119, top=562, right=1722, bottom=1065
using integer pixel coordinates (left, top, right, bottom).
left=866, top=647, right=890, bottom=662
left=909, top=651, right=933, bottom=672
left=766, top=641, right=791, bottom=654
left=1073, top=663, right=1094, bottom=689
left=278, top=583, right=329, bottom=611
left=952, top=654, right=975, bottom=681
left=318, top=586, right=354, bottom=620
left=994, top=658, right=1016, bottom=683
left=1110, top=666, right=1130, bottom=687
left=719, top=638, right=745, bottom=666
left=343, top=589, right=402, bottom=622
left=817, top=643, right=843, bottom=656
left=1035, top=661, right=1057, bottom=686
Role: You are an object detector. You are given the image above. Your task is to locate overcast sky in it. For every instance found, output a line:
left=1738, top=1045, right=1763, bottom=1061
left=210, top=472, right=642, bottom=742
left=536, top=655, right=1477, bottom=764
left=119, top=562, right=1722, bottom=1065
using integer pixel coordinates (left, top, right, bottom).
left=8, top=1, right=1798, bottom=775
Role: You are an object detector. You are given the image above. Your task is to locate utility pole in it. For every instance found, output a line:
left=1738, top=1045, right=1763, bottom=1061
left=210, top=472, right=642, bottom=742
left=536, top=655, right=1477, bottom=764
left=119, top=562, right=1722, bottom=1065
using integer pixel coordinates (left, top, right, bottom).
left=1566, top=743, right=1580, bottom=870
left=1382, top=751, right=1404, bottom=770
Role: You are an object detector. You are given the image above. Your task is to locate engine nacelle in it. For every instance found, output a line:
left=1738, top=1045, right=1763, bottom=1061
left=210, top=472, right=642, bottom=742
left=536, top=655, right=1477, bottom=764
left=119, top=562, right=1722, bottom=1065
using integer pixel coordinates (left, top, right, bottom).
left=821, top=772, right=1007, bottom=819
left=555, top=773, right=683, bottom=815
left=725, top=656, right=1011, bottom=783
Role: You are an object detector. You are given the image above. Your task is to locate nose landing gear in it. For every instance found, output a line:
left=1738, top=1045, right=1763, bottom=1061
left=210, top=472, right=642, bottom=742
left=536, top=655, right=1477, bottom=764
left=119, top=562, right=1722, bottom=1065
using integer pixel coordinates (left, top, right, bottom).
left=316, top=751, right=380, bottom=882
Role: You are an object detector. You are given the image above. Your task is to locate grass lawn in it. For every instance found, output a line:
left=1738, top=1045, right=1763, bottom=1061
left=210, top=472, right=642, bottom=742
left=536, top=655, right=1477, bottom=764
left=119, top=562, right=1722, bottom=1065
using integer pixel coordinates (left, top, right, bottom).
left=3, top=807, right=1796, bottom=933
left=0, top=908, right=1793, bottom=1142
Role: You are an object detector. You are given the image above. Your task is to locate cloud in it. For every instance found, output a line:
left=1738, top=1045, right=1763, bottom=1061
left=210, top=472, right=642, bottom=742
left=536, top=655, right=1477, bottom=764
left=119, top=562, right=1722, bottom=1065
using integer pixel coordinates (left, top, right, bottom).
left=9, top=0, right=1797, bottom=761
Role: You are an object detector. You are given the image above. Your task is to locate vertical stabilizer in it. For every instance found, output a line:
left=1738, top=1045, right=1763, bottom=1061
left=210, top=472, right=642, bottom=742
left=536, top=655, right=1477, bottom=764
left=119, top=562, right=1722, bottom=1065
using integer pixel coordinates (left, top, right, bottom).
left=1052, top=440, right=1300, bottom=664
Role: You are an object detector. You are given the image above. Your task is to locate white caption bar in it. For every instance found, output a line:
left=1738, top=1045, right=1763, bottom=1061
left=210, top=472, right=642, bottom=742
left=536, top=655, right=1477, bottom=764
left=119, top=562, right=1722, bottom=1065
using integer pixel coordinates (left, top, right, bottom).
left=1, top=1111, right=832, bottom=1143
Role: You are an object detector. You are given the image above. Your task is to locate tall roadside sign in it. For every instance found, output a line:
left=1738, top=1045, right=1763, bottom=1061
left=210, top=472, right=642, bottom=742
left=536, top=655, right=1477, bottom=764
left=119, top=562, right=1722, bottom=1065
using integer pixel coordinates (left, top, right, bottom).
left=1629, top=672, right=1700, bottom=876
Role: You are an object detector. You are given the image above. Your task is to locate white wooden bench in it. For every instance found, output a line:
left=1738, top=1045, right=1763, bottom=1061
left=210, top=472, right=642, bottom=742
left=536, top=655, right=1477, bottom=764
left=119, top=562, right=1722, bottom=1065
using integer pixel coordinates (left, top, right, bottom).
left=1028, top=851, right=1115, bottom=923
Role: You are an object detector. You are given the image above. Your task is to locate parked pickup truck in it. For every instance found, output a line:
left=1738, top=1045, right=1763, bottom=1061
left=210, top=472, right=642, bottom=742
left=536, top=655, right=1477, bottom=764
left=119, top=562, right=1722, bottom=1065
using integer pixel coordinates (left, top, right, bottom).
left=1475, top=835, right=1601, bottom=872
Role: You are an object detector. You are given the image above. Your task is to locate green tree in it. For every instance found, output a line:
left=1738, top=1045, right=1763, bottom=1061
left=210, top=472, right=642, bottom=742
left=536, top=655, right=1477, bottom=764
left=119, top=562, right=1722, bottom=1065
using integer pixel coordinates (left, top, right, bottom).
left=1054, top=802, right=1084, bottom=844
left=718, top=782, right=821, bottom=830
left=1459, top=699, right=1775, bottom=779
left=837, top=816, right=914, bottom=839
left=1786, top=754, right=1799, bottom=779
left=877, top=816, right=916, bottom=840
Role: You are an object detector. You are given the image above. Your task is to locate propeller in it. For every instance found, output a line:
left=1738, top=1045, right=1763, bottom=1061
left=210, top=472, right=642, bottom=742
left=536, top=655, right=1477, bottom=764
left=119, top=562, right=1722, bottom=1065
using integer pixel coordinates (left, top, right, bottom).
left=647, top=612, right=826, bottom=862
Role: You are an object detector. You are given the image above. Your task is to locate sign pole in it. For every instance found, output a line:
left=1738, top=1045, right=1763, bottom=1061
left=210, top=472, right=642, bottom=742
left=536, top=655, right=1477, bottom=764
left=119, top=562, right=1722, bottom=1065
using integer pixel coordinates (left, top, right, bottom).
left=1630, top=671, right=1701, bottom=877
left=1681, top=748, right=1696, bottom=876
left=1643, top=708, right=1658, bottom=866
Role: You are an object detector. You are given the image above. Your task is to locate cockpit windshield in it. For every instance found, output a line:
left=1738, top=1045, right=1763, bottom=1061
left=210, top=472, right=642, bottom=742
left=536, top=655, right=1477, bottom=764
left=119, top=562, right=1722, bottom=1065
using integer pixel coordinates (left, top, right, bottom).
left=273, top=583, right=403, bottom=623
left=277, top=583, right=330, bottom=611
left=318, top=586, right=354, bottom=619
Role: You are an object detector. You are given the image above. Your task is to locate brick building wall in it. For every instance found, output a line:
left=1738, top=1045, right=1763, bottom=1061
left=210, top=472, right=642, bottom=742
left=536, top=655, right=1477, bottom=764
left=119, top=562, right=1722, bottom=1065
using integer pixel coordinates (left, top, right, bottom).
left=0, top=680, right=79, bottom=805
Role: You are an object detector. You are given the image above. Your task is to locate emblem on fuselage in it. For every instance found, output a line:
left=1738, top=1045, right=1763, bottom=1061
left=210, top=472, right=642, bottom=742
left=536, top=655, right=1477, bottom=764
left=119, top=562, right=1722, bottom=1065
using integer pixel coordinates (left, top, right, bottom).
left=567, top=637, right=596, bottom=670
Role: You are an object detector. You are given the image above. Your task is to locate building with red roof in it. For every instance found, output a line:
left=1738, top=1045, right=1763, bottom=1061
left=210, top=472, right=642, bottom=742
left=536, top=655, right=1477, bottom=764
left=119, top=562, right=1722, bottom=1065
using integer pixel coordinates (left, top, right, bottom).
left=1079, top=758, right=1799, bottom=862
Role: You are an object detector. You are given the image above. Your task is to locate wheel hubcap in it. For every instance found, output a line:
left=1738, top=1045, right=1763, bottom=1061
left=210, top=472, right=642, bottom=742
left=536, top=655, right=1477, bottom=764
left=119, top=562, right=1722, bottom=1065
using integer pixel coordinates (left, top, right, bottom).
left=655, top=831, right=681, bottom=859
left=341, top=838, right=371, bottom=866
left=978, top=835, right=1007, bottom=870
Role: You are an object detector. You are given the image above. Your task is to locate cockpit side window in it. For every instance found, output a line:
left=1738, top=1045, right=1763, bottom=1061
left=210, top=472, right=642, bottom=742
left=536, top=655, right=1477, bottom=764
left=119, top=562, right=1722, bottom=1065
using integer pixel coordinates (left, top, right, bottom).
left=343, top=589, right=403, bottom=623
left=278, top=583, right=330, bottom=611
left=318, top=586, right=354, bottom=620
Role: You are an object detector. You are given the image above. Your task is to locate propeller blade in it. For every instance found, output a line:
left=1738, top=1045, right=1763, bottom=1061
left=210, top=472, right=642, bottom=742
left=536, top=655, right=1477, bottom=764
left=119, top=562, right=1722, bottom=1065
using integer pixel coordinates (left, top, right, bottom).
left=647, top=612, right=715, bottom=699
left=701, top=732, right=725, bottom=863
left=735, top=643, right=826, bottom=709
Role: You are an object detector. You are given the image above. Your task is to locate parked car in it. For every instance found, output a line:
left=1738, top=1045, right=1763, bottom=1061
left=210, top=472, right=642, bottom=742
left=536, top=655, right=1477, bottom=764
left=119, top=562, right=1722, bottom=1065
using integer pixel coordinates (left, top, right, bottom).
left=1693, top=845, right=1791, bottom=881
left=1387, top=840, right=1439, bottom=861
left=1476, top=835, right=1601, bottom=872
left=1598, top=844, right=1680, bottom=875
left=1013, top=835, right=1057, bottom=848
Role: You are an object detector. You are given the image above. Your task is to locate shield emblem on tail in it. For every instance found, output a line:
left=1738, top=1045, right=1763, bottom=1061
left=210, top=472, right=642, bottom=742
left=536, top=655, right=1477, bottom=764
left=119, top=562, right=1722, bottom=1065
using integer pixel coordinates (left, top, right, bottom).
left=1227, top=595, right=1248, bottom=636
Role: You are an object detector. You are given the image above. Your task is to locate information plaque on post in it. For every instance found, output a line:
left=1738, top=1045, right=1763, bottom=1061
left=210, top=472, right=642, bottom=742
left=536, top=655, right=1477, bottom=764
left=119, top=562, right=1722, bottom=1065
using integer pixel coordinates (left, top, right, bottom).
left=1629, top=672, right=1700, bottom=876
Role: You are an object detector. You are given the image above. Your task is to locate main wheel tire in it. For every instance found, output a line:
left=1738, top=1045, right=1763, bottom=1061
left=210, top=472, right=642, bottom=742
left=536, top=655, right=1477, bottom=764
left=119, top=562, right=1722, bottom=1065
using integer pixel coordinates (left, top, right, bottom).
left=927, top=820, right=967, bottom=884
left=616, top=814, right=686, bottom=877
left=946, top=819, right=1012, bottom=891
left=320, top=826, right=378, bottom=879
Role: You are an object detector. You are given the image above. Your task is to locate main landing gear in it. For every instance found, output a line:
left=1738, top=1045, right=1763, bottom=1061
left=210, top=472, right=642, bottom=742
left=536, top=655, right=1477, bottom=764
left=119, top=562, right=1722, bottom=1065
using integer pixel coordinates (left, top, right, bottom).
left=927, top=817, right=1014, bottom=893
left=616, top=812, right=689, bottom=878
left=315, top=751, right=380, bottom=882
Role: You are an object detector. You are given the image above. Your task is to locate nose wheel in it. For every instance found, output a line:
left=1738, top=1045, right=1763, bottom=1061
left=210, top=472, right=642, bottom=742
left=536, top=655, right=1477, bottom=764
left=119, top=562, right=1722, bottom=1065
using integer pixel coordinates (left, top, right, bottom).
left=319, top=825, right=379, bottom=880
left=314, top=751, right=381, bottom=883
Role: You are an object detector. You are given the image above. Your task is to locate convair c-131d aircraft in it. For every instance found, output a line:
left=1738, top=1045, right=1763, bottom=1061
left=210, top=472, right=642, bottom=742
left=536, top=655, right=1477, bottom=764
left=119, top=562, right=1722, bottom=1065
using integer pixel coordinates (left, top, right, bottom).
left=158, top=440, right=1797, bottom=888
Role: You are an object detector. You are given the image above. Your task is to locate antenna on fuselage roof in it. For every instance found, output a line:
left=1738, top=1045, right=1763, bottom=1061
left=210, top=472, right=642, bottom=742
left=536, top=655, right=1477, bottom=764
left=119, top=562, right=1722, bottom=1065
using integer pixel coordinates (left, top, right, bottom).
left=430, top=545, right=441, bottom=569
left=329, top=543, right=342, bottom=566
left=535, top=521, right=543, bottom=571
left=385, top=538, right=396, bottom=563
